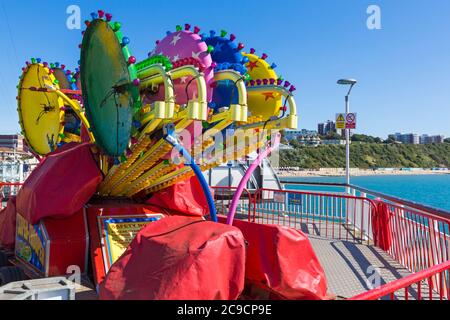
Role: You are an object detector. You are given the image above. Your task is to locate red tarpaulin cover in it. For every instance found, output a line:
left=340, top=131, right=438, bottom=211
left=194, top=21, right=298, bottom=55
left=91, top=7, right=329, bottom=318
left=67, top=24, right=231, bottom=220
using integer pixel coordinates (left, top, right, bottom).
left=372, top=201, right=392, bottom=251
left=99, top=216, right=246, bottom=300
left=0, top=197, right=17, bottom=249
left=146, top=176, right=212, bottom=217
left=16, top=143, right=102, bottom=224
left=228, top=218, right=329, bottom=300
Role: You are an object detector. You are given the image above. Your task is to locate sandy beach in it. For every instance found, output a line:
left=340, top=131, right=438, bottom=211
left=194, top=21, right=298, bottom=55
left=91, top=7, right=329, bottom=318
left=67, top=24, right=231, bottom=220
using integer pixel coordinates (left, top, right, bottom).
left=276, top=168, right=450, bottom=177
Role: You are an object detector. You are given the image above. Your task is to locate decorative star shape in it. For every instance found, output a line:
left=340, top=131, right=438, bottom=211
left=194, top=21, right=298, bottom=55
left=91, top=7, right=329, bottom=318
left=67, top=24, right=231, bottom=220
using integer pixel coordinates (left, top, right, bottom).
left=180, top=76, right=188, bottom=84
left=171, top=33, right=181, bottom=46
left=192, top=51, right=201, bottom=59
left=247, top=60, right=259, bottom=71
left=173, top=54, right=180, bottom=62
left=262, top=92, right=278, bottom=101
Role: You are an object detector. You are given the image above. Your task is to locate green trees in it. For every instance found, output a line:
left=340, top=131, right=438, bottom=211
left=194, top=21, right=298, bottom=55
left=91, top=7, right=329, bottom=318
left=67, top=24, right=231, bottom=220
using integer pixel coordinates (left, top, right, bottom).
left=321, top=132, right=342, bottom=140
left=280, top=143, right=450, bottom=169
left=289, top=139, right=301, bottom=148
left=385, top=135, right=396, bottom=144
left=351, top=134, right=382, bottom=143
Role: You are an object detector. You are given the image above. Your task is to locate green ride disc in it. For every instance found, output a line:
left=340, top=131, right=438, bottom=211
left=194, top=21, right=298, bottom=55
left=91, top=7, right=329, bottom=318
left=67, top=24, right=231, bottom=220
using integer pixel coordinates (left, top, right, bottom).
left=80, top=18, right=140, bottom=157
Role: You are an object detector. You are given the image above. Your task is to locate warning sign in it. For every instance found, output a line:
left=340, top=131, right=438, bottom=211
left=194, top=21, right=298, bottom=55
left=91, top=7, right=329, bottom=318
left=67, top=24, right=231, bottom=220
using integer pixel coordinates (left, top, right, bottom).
left=336, top=113, right=346, bottom=129
left=345, top=113, right=357, bottom=129
left=336, top=113, right=357, bottom=130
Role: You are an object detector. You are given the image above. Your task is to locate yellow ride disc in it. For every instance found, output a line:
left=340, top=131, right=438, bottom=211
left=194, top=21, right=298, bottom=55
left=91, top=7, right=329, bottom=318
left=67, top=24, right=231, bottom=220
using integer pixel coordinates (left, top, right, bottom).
left=17, top=63, right=65, bottom=156
left=242, top=52, right=282, bottom=120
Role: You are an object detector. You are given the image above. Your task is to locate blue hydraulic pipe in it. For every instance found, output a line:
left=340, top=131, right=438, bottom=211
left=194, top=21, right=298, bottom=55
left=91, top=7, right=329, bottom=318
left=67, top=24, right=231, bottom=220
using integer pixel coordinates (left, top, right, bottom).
left=163, top=124, right=218, bottom=222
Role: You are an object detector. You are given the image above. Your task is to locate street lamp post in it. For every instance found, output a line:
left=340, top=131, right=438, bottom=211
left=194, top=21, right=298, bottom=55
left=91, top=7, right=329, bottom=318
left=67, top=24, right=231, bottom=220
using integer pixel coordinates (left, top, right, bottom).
left=337, top=79, right=357, bottom=190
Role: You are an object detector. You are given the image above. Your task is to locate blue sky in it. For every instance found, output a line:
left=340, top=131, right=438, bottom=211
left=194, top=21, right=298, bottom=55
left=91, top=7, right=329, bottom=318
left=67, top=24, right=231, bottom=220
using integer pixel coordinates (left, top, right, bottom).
left=1, top=0, right=449, bottom=138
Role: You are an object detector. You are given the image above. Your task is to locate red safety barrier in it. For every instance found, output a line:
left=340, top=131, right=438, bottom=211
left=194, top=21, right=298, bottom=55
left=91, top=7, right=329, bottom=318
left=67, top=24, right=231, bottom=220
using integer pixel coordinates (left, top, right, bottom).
left=349, top=260, right=450, bottom=300
left=252, top=188, right=377, bottom=245
left=374, top=200, right=450, bottom=299
left=245, top=187, right=449, bottom=300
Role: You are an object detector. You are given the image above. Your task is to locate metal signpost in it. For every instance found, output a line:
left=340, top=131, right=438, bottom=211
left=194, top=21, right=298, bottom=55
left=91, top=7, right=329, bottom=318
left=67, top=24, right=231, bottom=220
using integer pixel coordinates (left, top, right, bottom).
left=337, top=79, right=357, bottom=190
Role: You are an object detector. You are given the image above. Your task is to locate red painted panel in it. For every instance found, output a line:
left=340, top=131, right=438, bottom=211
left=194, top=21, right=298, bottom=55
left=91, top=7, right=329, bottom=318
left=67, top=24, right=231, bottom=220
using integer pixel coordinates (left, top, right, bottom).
left=43, top=209, right=88, bottom=276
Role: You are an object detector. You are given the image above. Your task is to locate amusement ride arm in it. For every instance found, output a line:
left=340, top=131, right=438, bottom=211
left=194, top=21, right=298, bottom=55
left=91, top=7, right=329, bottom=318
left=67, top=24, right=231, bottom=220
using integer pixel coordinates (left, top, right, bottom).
left=243, top=85, right=298, bottom=130
left=44, top=84, right=95, bottom=143
left=139, top=65, right=208, bottom=117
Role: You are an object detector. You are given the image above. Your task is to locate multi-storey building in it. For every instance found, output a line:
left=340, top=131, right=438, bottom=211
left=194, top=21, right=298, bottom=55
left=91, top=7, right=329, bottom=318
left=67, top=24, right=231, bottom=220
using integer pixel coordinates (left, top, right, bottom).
left=318, top=121, right=336, bottom=136
left=0, top=134, right=27, bottom=152
left=392, top=133, right=420, bottom=144
left=420, top=134, right=445, bottom=144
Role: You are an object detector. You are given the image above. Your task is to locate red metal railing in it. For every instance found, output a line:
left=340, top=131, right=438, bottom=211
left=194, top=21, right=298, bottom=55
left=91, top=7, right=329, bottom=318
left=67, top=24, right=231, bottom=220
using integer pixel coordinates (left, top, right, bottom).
left=349, top=260, right=450, bottom=300
left=381, top=201, right=450, bottom=273
left=358, top=200, right=450, bottom=299
left=252, top=188, right=377, bottom=244
left=212, top=185, right=450, bottom=300
left=0, top=182, right=23, bottom=209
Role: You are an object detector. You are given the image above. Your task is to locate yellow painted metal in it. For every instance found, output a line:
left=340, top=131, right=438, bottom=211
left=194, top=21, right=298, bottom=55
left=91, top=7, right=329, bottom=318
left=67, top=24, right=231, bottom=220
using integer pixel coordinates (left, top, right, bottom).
left=100, top=155, right=110, bottom=176
left=247, top=86, right=297, bottom=118
left=101, top=118, right=193, bottom=195
left=100, top=65, right=208, bottom=193
left=137, top=64, right=175, bottom=110
left=241, top=86, right=298, bottom=130
left=136, top=64, right=176, bottom=135
left=51, top=89, right=95, bottom=142
left=214, top=70, right=248, bottom=107
left=142, top=131, right=267, bottom=194
left=62, top=132, right=81, bottom=143
left=140, top=65, right=208, bottom=112
left=18, top=64, right=65, bottom=155
left=103, top=70, right=253, bottom=196
left=242, top=52, right=282, bottom=120
left=98, top=59, right=298, bottom=197
left=122, top=162, right=176, bottom=197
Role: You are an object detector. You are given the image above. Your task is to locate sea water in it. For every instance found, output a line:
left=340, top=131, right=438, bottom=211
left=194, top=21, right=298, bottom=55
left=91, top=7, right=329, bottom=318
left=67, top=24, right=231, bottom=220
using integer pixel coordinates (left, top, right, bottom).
left=282, top=175, right=450, bottom=213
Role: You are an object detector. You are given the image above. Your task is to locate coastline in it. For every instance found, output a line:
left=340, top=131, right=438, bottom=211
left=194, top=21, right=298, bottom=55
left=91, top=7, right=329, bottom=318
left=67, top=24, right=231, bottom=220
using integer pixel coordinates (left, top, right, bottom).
left=276, top=168, right=450, bottom=177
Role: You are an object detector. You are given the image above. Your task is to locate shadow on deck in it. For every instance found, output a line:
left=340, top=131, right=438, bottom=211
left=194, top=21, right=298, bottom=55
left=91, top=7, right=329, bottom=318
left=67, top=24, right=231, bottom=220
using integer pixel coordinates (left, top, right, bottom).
left=249, top=214, right=442, bottom=300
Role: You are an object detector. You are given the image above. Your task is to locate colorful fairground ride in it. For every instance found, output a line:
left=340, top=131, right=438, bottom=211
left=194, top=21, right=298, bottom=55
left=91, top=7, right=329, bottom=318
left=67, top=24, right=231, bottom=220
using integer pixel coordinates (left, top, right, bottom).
left=0, top=9, right=347, bottom=301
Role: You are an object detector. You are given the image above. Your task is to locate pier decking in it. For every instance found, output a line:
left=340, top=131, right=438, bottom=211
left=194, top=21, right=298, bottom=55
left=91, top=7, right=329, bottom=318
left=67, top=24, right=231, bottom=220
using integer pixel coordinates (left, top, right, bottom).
left=253, top=215, right=441, bottom=300
left=309, top=236, right=410, bottom=299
